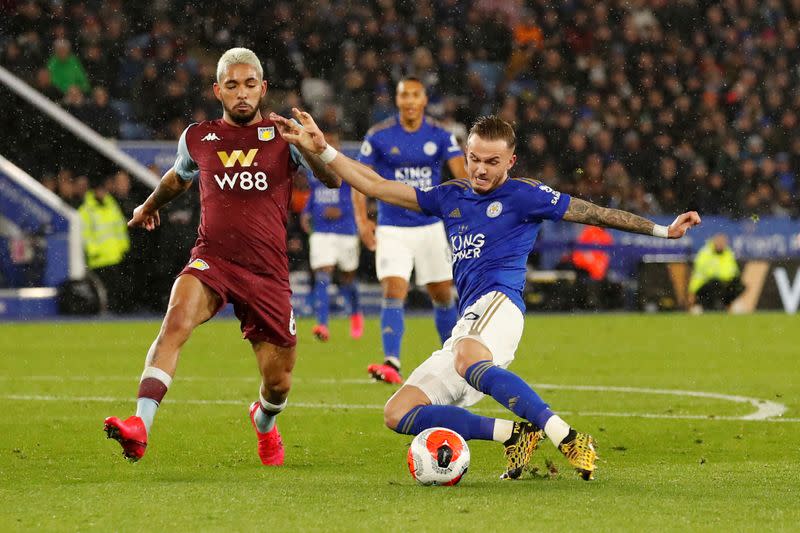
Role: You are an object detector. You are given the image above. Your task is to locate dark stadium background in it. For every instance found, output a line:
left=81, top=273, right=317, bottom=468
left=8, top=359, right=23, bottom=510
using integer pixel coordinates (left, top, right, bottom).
left=1, top=0, right=799, bottom=314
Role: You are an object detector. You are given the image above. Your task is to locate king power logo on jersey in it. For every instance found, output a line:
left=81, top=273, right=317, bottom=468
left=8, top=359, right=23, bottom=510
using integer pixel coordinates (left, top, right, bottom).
left=450, top=233, right=486, bottom=262
left=217, top=149, right=259, bottom=168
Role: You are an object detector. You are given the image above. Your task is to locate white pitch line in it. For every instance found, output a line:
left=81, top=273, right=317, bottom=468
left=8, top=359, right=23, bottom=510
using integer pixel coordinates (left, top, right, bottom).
left=0, top=387, right=795, bottom=422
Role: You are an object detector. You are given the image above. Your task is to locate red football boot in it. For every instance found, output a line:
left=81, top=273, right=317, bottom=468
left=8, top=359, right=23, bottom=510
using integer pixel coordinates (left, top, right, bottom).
left=312, top=324, right=329, bottom=342
left=349, top=312, right=364, bottom=339
left=248, top=402, right=285, bottom=466
left=367, top=363, right=403, bottom=384
left=104, top=415, right=147, bottom=462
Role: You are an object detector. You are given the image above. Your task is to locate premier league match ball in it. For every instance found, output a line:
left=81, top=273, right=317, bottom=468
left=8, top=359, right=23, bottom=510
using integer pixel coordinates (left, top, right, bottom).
left=407, top=428, right=470, bottom=486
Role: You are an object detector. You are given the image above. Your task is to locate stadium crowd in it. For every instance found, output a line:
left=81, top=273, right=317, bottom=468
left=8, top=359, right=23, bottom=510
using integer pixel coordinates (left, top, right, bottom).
left=1, top=0, right=800, bottom=302
left=2, top=0, right=800, bottom=219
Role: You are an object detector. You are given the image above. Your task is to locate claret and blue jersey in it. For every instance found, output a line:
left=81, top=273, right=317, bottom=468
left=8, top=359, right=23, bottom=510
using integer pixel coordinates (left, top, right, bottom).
left=358, top=115, right=463, bottom=227
left=415, top=177, right=571, bottom=315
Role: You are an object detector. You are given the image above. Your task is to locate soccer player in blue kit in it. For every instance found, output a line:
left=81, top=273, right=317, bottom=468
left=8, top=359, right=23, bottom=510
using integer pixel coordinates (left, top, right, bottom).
left=354, top=77, right=467, bottom=384
left=271, top=109, right=701, bottom=480
left=301, top=132, right=363, bottom=342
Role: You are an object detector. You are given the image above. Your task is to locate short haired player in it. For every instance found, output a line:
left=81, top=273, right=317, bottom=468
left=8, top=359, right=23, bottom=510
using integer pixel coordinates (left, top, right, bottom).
left=354, top=77, right=467, bottom=384
left=103, top=48, right=340, bottom=465
left=300, top=132, right=364, bottom=342
left=271, top=109, right=701, bottom=480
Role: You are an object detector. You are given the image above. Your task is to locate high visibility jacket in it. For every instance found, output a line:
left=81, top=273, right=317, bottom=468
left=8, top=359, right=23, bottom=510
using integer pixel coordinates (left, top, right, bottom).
left=572, top=226, right=613, bottom=281
left=688, top=241, right=739, bottom=294
left=78, top=191, right=130, bottom=269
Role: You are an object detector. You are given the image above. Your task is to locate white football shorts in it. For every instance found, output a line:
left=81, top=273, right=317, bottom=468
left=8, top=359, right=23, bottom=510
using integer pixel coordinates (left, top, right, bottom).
left=375, top=222, right=452, bottom=285
left=405, top=291, right=524, bottom=407
left=309, top=232, right=360, bottom=272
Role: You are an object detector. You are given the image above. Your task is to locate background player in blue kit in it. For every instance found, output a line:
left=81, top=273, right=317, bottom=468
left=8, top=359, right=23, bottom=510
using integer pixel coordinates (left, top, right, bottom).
left=271, top=110, right=701, bottom=480
left=301, top=133, right=364, bottom=342
left=354, top=77, right=468, bottom=384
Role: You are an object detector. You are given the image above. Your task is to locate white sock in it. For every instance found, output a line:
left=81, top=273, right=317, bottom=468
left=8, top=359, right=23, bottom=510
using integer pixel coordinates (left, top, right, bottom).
left=135, top=398, right=159, bottom=434
left=136, top=366, right=172, bottom=435
left=254, top=392, right=286, bottom=433
left=544, top=415, right=571, bottom=448
left=493, top=419, right=514, bottom=443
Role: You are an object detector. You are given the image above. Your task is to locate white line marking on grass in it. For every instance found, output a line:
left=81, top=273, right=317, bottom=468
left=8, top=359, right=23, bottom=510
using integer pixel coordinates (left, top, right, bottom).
left=0, top=381, right=792, bottom=421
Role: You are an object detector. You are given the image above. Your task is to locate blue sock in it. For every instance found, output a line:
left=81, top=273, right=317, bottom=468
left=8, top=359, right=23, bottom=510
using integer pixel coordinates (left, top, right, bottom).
left=433, top=301, right=458, bottom=343
left=339, top=281, right=360, bottom=314
left=395, top=405, right=496, bottom=441
left=313, top=271, right=331, bottom=326
left=381, top=298, right=404, bottom=365
left=465, top=361, right=555, bottom=430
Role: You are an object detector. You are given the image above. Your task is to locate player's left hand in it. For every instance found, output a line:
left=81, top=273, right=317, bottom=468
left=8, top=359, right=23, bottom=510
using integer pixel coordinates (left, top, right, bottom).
left=667, top=211, right=702, bottom=239
left=270, top=108, right=327, bottom=155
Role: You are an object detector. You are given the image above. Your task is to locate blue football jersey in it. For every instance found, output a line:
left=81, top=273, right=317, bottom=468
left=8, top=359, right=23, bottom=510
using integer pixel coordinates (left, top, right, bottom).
left=303, top=174, right=357, bottom=235
left=415, top=177, right=571, bottom=314
left=358, top=115, right=464, bottom=227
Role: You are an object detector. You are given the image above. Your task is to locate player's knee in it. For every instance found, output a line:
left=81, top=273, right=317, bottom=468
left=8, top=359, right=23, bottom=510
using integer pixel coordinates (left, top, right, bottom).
left=383, top=399, right=408, bottom=431
left=263, top=371, right=292, bottom=398
left=453, top=339, right=492, bottom=377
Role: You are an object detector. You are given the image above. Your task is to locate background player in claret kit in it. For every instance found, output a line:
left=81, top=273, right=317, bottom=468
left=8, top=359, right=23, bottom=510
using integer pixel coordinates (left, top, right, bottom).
left=301, top=132, right=364, bottom=342
left=103, top=48, right=340, bottom=465
left=355, top=77, right=468, bottom=384
left=271, top=109, right=701, bottom=480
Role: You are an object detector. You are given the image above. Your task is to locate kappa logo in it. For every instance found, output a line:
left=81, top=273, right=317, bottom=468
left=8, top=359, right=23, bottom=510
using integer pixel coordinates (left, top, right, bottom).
left=448, top=208, right=462, bottom=218
left=217, top=149, right=259, bottom=168
left=188, top=258, right=209, bottom=270
left=201, top=132, right=221, bottom=141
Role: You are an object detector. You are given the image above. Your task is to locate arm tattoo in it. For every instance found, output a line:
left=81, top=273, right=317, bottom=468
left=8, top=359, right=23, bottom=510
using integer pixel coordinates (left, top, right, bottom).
left=563, top=197, right=655, bottom=236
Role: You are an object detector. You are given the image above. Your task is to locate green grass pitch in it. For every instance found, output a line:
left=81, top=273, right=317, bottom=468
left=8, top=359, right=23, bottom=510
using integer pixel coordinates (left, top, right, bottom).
left=1, top=313, right=799, bottom=531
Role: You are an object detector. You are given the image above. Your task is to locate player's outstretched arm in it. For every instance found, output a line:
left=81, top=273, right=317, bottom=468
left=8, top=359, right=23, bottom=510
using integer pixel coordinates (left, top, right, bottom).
left=128, top=167, right=192, bottom=231
left=562, top=197, right=701, bottom=239
left=297, top=146, right=341, bottom=188
left=270, top=108, right=421, bottom=212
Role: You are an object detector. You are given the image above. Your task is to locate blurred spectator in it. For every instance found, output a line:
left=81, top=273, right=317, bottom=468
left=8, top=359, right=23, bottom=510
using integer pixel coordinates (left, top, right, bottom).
left=85, top=87, right=120, bottom=138
left=46, top=39, right=90, bottom=94
left=31, top=67, right=60, bottom=100
left=77, top=171, right=131, bottom=313
left=688, top=234, right=745, bottom=314
left=570, top=225, right=614, bottom=309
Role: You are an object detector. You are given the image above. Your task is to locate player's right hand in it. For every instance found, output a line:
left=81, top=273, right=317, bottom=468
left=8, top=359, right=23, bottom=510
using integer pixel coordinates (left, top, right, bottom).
left=269, top=108, right=327, bottom=155
left=128, top=204, right=160, bottom=231
left=667, top=211, right=701, bottom=239
left=357, top=219, right=377, bottom=251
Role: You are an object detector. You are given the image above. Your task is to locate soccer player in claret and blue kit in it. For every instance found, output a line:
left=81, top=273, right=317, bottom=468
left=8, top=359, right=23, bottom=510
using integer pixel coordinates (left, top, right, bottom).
left=103, top=48, right=341, bottom=465
left=271, top=109, right=701, bottom=480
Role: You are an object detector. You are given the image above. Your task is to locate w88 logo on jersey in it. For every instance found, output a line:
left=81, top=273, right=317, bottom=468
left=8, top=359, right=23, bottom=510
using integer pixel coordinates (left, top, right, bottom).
left=214, top=171, right=269, bottom=191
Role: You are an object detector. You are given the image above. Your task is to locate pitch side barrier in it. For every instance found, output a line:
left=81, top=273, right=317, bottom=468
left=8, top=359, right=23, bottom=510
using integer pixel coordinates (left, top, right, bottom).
left=0, top=65, right=159, bottom=189
left=0, top=156, right=85, bottom=317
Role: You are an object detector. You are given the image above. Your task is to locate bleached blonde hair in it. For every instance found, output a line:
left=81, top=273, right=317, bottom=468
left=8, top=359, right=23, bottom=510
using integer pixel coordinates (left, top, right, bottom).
left=216, top=47, right=263, bottom=82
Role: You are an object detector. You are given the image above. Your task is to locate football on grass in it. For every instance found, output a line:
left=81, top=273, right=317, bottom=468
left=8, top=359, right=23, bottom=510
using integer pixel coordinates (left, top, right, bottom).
left=407, top=427, right=470, bottom=486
